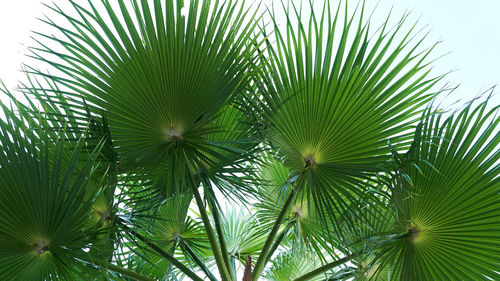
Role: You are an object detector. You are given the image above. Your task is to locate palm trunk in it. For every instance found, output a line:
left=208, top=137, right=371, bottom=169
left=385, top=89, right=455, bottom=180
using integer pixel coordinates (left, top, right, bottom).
left=243, top=256, right=252, bottom=281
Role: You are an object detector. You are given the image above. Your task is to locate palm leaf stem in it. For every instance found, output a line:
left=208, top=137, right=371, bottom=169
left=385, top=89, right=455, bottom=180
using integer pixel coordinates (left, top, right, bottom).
left=180, top=240, right=218, bottom=281
left=231, top=256, right=238, bottom=279
left=118, top=220, right=203, bottom=281
left=206, top=186, right=237, bottom=280
left=188, top=169, right=233, bottom=281
left=264, top=222, right=293, bottom=265
left=252, top=188, right=297, bottom=280
left=78, top=255, right=155, bottom=281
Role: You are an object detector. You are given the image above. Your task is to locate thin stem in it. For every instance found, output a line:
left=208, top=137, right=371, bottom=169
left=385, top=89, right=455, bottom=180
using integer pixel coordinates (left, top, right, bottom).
left=188, top=170, right=233, bottom=281
left=78, top=255, right=155, bottom=281
left=252, top=188, right=296, bottom=280
left=231, top=256, right=237, bottom=279
left=264, top=222, right=292, bottom=264
left=119, top=221, right=203, bottom=281
left=205, top=182, right=236, bottom=280
left=293, top=253, right=359, bottom=281
left=180, top=240, right=218, bottom=281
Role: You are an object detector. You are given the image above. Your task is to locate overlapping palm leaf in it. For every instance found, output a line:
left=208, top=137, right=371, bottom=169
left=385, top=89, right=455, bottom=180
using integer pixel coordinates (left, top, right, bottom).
left=263, top=251, right=330, bottom=281
left=0, top=0, right=498, bottom=280
left=366, top=98, right=500, bottom=280
left=339, top=201, right=396, bottom=281
left=3, top=76, right=120, bottom=261
left=120, top=194, right=211, bottom=280
left=0, top=97, right=104, bottom=280
left=26, top=4, right=265, bottom=278
left=255, top=152, right=339, bottom=260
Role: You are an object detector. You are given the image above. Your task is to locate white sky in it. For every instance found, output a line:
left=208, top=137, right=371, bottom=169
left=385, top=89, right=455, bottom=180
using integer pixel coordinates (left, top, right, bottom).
left=0, top=0, right=499, bottom=107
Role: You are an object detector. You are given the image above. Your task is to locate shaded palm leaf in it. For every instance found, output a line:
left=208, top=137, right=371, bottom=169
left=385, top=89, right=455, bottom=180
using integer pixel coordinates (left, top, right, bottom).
left=255, top=152, right=339, bottom=260
left=372, top=97, right=500, bottom=280
left=4, top=76, right=120, bottom=262
left=30, top=0, right=261, bottom=175
left=339, top=201, right=397, bottom=281
left=0, top=99, right=103, bottom=280
left=119, top=193, right=211, bottom=280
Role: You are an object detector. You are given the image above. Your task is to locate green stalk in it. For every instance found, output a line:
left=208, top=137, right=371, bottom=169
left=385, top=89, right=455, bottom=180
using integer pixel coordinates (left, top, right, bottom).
left=119, top=221, right=203, bottom=281
left=252, top=188, right=296, bottom=280
left=188, top=171, right=233, bottom=281
left=231, top=255, right=237, bottom=278
left=180, top=240, right=218, bottom=281
left=264, top=222, right=292, bottom=265
left=78, top=255, right=155, bottom=281
left=293, top=253, right=359, bottom=281
left=205, top=183, right=236, bottom=280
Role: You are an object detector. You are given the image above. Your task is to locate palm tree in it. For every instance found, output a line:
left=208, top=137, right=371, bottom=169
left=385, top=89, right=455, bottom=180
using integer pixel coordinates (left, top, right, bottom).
left=0, top=0, right=499, bottom=280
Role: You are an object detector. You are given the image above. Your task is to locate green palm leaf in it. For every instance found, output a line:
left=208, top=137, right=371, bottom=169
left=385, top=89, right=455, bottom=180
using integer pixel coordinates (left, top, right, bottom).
left=0, top=99, right=103, bottom=280
left=1, top=0, right=497, bottom=280
left=220, top=209, right=267, bottom=266
left=30, top=0, right=261, bottom=173
left=372, top=98, right=500, bottom=280
left=264, top=251, right=329, bottom=281
left=121, top=193, right=209, bottom=280
left=340, top=201, right=396, bottom=281
left=259, top=0, right=443, bottom=233
left=4, top=75, right=120, bottom=262
left=255, top=152, right=338, bottom=260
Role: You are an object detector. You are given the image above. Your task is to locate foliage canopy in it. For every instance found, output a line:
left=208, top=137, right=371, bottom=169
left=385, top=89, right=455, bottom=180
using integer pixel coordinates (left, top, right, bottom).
left=0, top=0, right=499, bottom=280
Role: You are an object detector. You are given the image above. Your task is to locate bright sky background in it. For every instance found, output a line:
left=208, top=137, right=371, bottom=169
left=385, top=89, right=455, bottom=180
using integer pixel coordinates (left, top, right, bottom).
left=0, top=0, right=499, bottom=107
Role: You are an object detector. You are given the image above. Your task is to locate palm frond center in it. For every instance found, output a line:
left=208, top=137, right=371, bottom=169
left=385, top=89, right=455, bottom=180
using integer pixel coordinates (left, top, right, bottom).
left=163, top=126, right=184, bottom=142
left=33, top=240, right=50, bottom=255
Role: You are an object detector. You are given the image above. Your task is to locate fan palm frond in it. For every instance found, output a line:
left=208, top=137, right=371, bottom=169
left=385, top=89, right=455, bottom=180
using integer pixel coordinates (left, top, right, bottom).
left=30, top=0, right=261, bottom=174
left=255, top=152, right=339, bottom=260
left=120, top=193, right=210, bottom=280
left=370, top=97, right=500, bottom=280
left=263, top=251, right=328, bottom=281
left=4, top=75, right=120, bottom=261
left=0, top=96, right=104, bottom=280
left=339, top=201, right=396, bottom=281
left=259, top=0, right=443, bottom=234
left=219, top=209, right=267, bottom=266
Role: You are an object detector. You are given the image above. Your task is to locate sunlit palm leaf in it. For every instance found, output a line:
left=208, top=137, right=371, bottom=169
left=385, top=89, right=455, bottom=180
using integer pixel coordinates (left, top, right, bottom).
left=263, top=251, right=328, bottom=281
left=219, top=209, right=267, bottom=266
left=259, top=0, right=442, bottom=234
